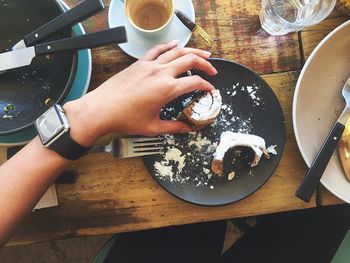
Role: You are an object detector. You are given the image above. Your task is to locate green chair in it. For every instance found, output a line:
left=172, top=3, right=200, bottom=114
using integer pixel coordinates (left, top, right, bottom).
left=331, top=231, right=350, bottom=263
left=92, top=235, right=119, bottom=263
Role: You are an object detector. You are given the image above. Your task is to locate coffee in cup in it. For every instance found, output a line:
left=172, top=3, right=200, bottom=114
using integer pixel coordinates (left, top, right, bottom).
left=125, top=0, right=174, bottom=35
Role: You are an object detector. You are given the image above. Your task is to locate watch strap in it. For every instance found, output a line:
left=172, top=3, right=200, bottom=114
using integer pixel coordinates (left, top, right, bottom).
left=50, top=130, right=91, bottom=160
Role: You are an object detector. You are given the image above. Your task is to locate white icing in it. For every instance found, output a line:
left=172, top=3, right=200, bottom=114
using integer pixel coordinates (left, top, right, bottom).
left=213, top=131, right=269, bottom=167
left=266, top=145, right=278, bottom=155
left=191, top=90, right=222, bottom=121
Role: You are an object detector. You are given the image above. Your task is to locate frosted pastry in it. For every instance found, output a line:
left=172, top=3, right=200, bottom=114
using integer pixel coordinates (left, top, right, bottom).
left=211, top=131, right=277, bottom=176
left=178, top=89, right=222, bottom=128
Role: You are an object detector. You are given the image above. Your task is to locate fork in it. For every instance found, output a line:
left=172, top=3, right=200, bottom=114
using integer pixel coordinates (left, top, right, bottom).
left=88, top=136, right=164, bottom=158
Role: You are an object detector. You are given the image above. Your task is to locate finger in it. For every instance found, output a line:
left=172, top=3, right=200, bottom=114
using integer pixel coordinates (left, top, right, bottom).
left=157, top=47, right=211, bottom=64
left=166, top=53, right=218, bottom=77
left=141, top=40, right=180, bottom=61
left=170, top=75, right=215, bottom=100
left=156, top=120, right=193, bottom=134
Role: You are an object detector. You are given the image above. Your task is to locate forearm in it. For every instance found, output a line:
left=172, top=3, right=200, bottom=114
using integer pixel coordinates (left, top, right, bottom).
left=0, top=137, right=70, bottom=246
left=0, top=99, right=97, bottom=247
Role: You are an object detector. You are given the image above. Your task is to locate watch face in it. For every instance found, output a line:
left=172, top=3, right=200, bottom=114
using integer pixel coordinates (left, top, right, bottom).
left=35, top=105, right=68, bottom=145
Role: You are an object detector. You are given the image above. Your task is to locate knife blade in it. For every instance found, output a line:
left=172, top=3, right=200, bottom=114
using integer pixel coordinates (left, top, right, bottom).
left=296, top=76, right=350, bottom=202
left=8, top=0, right=104, bottom=52
left=0, top=26, right=127, bottom=72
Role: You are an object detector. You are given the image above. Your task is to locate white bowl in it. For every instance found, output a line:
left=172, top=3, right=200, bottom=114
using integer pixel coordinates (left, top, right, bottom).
left=293, top=20, right=350, bottom=202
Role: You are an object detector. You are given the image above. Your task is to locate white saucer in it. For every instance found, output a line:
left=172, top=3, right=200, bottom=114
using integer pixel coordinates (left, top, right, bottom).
left=108, top=0, right=195, bottom=59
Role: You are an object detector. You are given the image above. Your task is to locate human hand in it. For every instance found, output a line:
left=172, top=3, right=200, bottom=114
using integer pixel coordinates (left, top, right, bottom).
left=64, top=41, right=218, bottom=146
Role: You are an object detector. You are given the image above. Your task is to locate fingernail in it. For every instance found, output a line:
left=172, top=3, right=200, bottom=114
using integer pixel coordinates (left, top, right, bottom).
left=169, top=39, right=180, bottom=45
left=202, top=51, right=211, bottom=56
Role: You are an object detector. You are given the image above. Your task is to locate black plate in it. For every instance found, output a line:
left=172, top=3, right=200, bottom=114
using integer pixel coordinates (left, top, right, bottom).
left=143, top=58, right=286, bottom=206
left=0, top=0, right=77, bottom=135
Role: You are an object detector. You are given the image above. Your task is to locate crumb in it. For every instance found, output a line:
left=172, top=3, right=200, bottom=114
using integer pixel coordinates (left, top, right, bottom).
left=228, top=171, right=236, bottom=181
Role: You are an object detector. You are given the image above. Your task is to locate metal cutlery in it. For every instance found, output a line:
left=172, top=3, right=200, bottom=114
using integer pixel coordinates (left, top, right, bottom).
left=89, top=137, right=164, bottom=158
left=0, top=0, right=124, bottom=74
left=0, top=26, right=127, bottom=72
left=296, top=76, right=350, bottom=202
left=8, top=0, right=105, bottom=52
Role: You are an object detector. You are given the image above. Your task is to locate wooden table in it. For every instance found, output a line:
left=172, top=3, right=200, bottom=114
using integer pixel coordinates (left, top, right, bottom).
left=2, top=0, right=349, bottom=246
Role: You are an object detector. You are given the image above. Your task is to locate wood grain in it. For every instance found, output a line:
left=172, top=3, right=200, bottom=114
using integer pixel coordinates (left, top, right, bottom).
left=318, top=186, right=343, bottom=206
left=300, top=10, right=348, bottom=61
left=7, top=71, right=315, bottom=246
left=4, top=0, right=348, bottom=247
left=189, top=0, right=302, bottom=74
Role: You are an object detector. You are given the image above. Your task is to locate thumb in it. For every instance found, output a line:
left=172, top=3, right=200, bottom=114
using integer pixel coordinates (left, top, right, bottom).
left=156, top=120, right=192, bottom=134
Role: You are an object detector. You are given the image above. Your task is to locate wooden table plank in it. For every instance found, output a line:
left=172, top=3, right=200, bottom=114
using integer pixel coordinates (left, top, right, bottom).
left=317, top=185, right=343, bottom=206
left=189, top=0, right=302, bottom=74
left=300, top=10, right=348, bottom=61
left=8, top=70, right=315, bottom=246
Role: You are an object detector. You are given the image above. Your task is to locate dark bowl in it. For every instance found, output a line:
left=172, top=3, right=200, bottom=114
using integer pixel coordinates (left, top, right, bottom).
left=0, top=0, right=77, bottom=135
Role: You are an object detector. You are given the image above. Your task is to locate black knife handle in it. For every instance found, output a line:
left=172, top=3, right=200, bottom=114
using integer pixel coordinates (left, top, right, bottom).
left=24, top=0, right=105, bottom=47
left=296, top=121, right=345, bottom=202
left=175, top=9, right=196, bottom=31
left=35, top=27, right=127, bottom=55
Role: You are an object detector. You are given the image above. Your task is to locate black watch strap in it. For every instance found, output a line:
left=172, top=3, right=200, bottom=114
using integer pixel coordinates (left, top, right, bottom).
left=49, top=130, right=91, bottom=160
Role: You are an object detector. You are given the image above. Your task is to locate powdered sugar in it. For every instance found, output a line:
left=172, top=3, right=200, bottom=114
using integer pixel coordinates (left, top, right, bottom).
left=228, top=83, right=262, bottom=106
left=154, top=132, right=217, bottom=187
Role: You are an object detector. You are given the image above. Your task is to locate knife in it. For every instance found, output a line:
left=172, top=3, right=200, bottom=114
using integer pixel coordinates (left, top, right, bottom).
left=9, top=0, right=105, bottom=51
left=296, top=76, right=350, bottom=202
left=0, top=27, right=127, bottom=72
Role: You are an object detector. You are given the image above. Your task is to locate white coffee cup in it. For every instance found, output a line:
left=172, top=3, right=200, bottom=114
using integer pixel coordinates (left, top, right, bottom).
left=125, top=0, right=174, bottom=37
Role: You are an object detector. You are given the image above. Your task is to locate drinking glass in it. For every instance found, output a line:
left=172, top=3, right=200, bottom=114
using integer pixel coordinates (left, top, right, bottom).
left=259, top=0, right=337, bottom=35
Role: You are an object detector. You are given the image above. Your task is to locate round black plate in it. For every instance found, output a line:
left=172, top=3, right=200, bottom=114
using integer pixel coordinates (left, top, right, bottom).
left=0, top=0, right=77, bottom=135
left=143, top=58, right=286, bottom=206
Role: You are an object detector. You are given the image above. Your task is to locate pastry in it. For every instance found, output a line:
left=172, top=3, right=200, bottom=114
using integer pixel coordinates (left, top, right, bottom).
left=211, top=131, right=277, bottom=176
left=178, top=89, right=222, bottom=128
left=338, top=117, right=350, bottom=181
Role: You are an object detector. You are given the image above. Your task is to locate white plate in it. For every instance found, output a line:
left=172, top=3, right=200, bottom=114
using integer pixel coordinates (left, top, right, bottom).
left=108, top=0, right=195, bottom=59
left=293, top=20, right=350, bottom=203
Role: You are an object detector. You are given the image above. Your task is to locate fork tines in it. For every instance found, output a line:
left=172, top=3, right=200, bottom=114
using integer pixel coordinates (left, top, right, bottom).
left=132, top=137, right=164, bottom=154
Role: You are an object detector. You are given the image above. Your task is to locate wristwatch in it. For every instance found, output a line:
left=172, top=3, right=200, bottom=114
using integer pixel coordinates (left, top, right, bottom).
left=34, top=104, right=90, bottom=160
